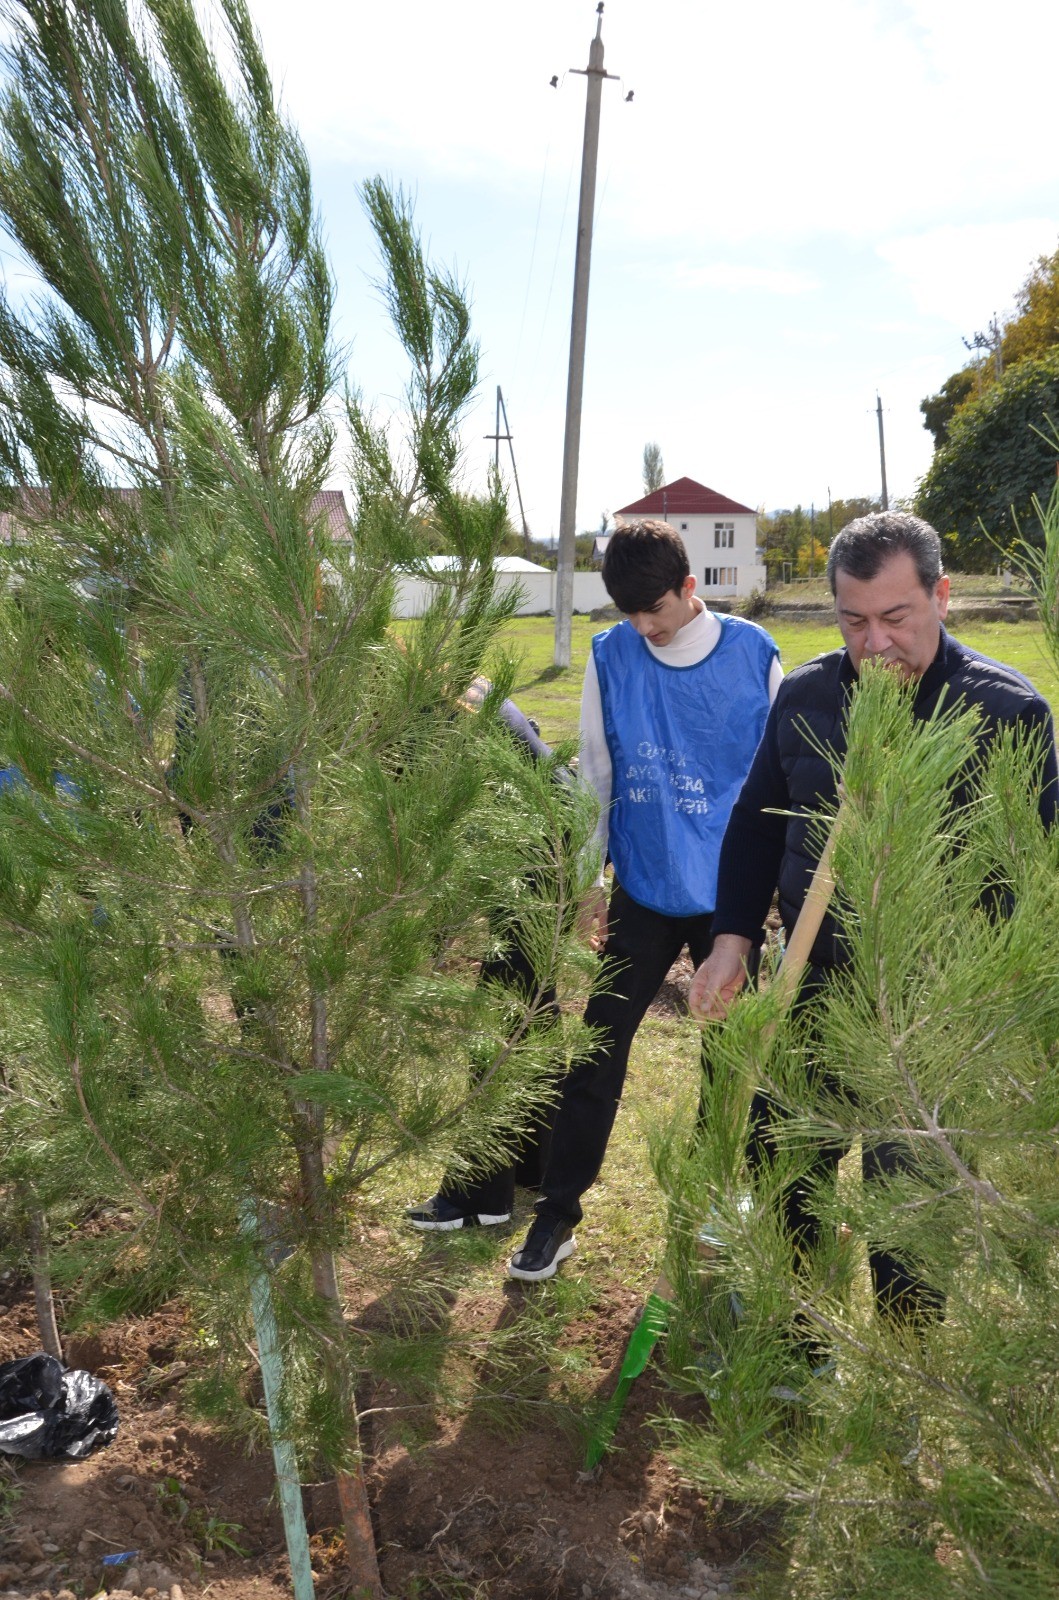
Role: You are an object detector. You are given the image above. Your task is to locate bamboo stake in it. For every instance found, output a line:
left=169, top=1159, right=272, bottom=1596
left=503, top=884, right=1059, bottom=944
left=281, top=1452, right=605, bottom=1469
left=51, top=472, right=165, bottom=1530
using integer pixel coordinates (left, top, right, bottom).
left=240, top=1205, right=316, bottom=1600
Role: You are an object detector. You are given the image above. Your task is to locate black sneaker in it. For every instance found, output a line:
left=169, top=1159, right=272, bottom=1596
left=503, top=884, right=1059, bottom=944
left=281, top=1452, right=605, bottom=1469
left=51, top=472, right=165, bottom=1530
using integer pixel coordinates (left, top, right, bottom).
left=405, top=1194, right=511, bottom=1231
left=508, top=1216, right=576, bottom=1281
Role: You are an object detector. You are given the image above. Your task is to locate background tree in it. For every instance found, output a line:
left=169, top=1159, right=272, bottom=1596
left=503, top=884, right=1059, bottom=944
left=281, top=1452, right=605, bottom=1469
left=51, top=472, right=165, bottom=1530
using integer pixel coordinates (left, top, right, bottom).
left=642, top=440, right=665, bottom=495
left=919, top=243, right=1059, bottom=453
left=1001, top=246, right=1059, bottom=368
left=915, top=350, right=1059, bottom=568
left=757, top=499, right=881, bottom=586
left=827, top=495, right=882, bottom=532
left=757, top=506, right=803, bottom=584
left=919, top=367, right=977, bottom=449
left=0, top=1, right=592, bottom=1592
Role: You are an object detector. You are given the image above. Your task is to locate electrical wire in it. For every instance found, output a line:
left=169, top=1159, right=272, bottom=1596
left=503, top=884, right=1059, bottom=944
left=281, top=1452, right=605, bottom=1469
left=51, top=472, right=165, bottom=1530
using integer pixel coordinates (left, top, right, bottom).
left=514, top=143, right=552, bottom=373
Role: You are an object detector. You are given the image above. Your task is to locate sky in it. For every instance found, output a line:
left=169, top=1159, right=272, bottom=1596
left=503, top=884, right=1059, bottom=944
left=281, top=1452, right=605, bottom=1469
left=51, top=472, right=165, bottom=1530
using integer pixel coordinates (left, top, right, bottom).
left=14, top=0, right=1059, bottom=538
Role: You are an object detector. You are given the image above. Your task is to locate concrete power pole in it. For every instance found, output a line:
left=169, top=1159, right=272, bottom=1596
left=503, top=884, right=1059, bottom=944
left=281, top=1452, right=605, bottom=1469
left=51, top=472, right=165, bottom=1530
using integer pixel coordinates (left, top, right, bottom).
left=876, top=392, right=889, bottom=512
left=553, top=4, right=618, bottom=668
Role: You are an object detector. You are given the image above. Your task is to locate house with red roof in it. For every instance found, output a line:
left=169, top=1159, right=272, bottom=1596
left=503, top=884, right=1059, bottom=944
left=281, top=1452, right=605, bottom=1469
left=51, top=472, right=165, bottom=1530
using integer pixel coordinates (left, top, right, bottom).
left=608, top=476, right=764, bottom=599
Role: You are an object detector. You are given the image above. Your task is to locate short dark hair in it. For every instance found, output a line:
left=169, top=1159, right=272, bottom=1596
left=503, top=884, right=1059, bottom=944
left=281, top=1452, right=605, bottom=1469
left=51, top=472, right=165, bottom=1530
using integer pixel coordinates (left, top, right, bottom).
left=602, top=519, right=690, bottom=614
left=826, top=510, right=943, bottom=595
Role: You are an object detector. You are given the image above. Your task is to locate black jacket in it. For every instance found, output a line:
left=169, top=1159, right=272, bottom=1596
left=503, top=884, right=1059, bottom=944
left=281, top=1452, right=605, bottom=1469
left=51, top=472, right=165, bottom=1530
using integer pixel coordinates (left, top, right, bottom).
left=713, top=629, right=1059, bottom=968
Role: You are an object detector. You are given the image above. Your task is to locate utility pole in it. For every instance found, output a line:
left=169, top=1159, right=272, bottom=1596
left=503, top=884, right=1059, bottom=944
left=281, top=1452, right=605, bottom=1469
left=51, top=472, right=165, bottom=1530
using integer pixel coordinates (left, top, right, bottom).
left=553, top=3, right=619, bottom=668
left=963, top=314, right=1003, bottom=382
left=876, top=393, right=889, bottom=512
left=484, top=386, right=532, bottom=557
left=809, top=502, right=815, bottom=579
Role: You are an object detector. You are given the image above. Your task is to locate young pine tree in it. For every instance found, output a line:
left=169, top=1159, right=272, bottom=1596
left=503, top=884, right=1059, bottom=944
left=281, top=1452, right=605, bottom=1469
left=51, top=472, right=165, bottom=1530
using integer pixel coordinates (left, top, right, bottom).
left=656, top=662, right=1059, bottom=1600
left=0, top=2, right=593, bottom=1592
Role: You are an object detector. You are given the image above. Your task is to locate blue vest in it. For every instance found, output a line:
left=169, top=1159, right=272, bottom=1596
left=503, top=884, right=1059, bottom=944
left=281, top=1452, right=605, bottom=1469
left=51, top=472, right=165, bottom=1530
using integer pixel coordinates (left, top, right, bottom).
left=593, top=614, right=777, bottom=916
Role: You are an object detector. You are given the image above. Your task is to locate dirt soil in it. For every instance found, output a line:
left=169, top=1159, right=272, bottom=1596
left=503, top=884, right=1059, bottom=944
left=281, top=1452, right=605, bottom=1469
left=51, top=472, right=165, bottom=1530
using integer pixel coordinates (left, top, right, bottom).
left=1, top=955, right=767, bottom=1600
left=0, top=1275, right=761, bottom=1600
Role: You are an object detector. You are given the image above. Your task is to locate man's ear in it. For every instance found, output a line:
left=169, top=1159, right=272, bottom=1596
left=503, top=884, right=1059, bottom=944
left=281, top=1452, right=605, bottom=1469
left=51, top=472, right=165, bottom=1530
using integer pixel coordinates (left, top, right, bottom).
left=935, top=574, right=950, bottom=619
left=682, top=574, right=697, bottom=599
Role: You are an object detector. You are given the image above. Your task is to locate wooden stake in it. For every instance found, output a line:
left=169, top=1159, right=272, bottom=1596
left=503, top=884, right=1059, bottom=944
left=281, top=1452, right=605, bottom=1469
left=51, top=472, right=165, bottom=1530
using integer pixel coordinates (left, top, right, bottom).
left=765, top=804, right=845, bottom=1016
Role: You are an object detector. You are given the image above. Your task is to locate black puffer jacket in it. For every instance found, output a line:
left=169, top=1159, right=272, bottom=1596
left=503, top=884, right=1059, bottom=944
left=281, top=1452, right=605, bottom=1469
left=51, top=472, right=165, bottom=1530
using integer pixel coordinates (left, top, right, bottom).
left=714, top=630, right=1058, bottom=968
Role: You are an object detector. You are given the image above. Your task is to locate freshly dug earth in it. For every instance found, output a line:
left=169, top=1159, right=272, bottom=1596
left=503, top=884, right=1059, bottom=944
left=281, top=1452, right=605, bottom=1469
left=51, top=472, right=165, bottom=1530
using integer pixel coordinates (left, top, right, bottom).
left=0, top=1267, right=759, bottom=1600
left=1, top=955, right=767, bottom=1599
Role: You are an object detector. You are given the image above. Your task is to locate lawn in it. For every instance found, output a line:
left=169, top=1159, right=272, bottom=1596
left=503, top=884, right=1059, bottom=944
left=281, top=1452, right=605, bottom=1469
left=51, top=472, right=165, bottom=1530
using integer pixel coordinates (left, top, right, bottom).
left=439, top=606, right=1059, bottom=1304
left=497, top=614, right=1059, bottom=744
left=490, top=608, right=1059, bottom=1262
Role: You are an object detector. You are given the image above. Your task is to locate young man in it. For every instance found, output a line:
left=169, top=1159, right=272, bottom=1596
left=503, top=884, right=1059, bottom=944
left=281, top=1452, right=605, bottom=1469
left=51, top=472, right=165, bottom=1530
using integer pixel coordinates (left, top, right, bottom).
left=689, top=510, right=1058, bottom=1339
left=508, top=519, right=781, bottom=1280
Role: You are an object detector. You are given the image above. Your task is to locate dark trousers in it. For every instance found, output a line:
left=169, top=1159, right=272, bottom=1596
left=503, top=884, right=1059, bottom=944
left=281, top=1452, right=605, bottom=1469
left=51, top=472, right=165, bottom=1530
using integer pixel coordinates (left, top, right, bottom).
left=747, top=966, right=944, bottom=1334
left=536, top=884, right=716, bottom=1227
left=439, top=934, right=561, bottom=1216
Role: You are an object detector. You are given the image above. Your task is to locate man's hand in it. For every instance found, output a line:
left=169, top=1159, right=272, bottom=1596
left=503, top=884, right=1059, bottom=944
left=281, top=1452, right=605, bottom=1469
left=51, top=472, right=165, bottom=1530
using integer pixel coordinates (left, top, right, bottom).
left=577, top=886, right=609, bottom=951
left=688, top=934, right=753, bottom=1022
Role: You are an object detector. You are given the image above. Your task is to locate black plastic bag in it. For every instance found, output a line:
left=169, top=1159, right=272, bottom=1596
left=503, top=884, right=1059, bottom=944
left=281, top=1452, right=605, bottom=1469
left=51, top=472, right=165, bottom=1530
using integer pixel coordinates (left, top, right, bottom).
left=0, top=1353, right=119, bottom=1460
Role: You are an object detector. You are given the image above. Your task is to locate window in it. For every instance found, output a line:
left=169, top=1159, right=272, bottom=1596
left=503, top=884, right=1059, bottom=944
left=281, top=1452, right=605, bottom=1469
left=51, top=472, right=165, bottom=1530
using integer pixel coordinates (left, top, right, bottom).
left=680, top=522, right=688, bottom=531
left=714, top=521, right=734, bottom=549
left=706, top=566, right=737, bottom=587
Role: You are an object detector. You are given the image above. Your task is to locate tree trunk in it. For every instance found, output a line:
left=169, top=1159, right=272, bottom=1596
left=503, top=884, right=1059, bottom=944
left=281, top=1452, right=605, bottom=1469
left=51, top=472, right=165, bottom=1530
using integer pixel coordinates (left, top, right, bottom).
left=296, top=1124, right=383, bottom=1600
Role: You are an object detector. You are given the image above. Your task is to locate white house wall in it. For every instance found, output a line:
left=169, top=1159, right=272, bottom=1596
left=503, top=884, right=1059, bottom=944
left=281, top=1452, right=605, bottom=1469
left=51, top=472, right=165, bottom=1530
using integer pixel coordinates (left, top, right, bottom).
left=667, top=511, right=763, bottom=598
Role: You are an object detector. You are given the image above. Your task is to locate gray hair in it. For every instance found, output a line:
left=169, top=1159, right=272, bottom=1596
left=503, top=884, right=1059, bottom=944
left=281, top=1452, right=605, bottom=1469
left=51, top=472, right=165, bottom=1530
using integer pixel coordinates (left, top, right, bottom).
left=826, top=511, right=943, bottom=595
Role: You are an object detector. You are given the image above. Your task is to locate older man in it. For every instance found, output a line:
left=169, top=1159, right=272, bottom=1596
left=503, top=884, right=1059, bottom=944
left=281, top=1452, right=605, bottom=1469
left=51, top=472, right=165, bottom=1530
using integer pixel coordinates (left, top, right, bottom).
left=690, top=510, right=1058, bottom=1337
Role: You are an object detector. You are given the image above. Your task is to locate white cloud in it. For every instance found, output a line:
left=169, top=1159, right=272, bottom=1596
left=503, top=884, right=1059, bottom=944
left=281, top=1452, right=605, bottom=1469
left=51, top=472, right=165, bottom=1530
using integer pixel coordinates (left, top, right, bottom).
left=247, top=0, right=1059, bottom=248
left=236, top=1, right=1059, bottom=531
left=664, top=263, right=820, bottom=296
left=5, top=0, right=1036, bottom=539
left=877, top=221, right=1059, bottom=330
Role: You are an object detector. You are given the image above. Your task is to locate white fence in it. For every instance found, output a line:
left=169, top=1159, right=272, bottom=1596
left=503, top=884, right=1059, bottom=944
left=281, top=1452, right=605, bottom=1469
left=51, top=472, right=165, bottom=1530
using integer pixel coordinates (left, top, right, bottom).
left=394, top=568, right=610, bottom=619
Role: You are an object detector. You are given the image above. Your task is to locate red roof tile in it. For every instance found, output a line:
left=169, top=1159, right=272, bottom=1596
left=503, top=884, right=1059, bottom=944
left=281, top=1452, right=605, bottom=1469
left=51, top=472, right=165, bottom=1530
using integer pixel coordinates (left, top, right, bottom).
left=615, top=476, right=755, bottom=518
left=313, top=489, right=354, bottom=542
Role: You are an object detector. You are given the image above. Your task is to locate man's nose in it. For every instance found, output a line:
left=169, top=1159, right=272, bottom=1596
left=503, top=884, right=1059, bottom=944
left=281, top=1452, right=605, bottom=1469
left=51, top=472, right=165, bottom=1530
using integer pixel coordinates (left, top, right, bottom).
left=628, top=612, right=652, bottom=636
left=864, top=619, right=891, bottom=656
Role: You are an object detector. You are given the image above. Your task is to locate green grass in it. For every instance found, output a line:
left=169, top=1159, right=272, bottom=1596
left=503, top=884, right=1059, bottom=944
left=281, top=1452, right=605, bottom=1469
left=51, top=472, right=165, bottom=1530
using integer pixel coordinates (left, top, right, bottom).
left=494, top=616, right=1059, bottom=744
left=767, top=571, right=1033, bottom=603
left=353, top=1008, right=696, bottom=1467
left=496, top=617, right=602, bottom=745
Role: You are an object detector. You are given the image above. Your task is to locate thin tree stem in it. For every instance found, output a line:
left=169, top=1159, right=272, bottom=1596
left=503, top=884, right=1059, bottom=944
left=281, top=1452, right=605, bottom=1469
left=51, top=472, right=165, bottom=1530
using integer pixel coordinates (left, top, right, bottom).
left=27, top=1204, right=63, bottom=1361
